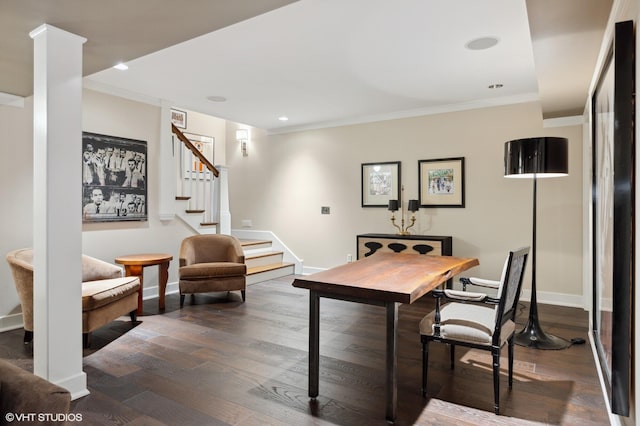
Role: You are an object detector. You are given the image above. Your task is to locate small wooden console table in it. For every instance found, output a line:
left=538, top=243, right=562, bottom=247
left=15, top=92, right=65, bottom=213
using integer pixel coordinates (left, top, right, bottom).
left=115, top=253, right=173, bottom=314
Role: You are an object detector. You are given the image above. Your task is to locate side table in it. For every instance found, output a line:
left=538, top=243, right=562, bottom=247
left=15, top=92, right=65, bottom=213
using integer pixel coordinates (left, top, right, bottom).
left=115, top=253, right=173, bottom=314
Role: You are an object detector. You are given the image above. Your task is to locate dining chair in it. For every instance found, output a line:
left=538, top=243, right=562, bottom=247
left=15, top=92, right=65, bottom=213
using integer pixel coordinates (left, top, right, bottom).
left=419, top=246, right=529, bottom=414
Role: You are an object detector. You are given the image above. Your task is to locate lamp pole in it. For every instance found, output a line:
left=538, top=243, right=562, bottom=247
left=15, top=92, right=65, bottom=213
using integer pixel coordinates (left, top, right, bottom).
left=514, top=174, right=570, bottom=349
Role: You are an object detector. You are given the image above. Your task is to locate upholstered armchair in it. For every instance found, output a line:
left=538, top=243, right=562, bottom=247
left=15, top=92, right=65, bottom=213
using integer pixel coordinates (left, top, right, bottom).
left=419, top=247, right=529, bottom=414
left=179, top=234, right=247, bottom=306
left=6, top=248, right=140, bottom=347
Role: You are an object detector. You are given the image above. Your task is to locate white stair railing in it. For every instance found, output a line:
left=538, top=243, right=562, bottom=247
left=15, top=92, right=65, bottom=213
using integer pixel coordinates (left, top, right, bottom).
left=171, top=124, right=219, bottom=227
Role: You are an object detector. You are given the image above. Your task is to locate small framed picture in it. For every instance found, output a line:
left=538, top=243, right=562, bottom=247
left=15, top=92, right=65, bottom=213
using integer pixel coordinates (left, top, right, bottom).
left=361, top=161, right=401, bottom=207
left=171, top=109, right=187, bottom=129
left=418, top=157, right=465, bottom=208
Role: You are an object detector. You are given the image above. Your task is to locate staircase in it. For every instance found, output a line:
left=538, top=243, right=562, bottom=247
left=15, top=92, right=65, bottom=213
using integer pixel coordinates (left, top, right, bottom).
left=171, top=124, right=300, bottom=284
left=241, top=239, right=296, bottom=285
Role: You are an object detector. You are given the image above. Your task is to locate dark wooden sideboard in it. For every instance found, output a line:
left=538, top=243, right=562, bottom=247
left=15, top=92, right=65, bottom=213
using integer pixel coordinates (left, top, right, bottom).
left=357, top=233, right=452, bottom=258
left=356, top=233, right=454, bottom=287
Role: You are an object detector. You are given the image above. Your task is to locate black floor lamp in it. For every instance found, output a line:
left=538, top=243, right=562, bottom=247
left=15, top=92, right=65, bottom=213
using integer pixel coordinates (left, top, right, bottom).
left=504, top=136, right=570, bottom=350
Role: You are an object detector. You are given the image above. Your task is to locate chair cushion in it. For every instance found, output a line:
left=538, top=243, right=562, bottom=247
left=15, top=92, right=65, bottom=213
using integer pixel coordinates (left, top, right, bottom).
left=179, top=262, right=246, bottom=279
left=419, top=302, right=515, bottom=346
left=82, top=276, right=140, bottom=311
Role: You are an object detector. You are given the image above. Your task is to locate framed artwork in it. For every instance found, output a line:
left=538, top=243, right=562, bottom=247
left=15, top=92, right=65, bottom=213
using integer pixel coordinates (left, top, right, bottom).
left=591, top=20, right=634, bottom=416
left=82, top=132, right=148, bottom=223
left=171, top=109, right=187, bottom=129
left=418, top=157, right=465, bottom=207
left=361, top=161, right=401, bottom=207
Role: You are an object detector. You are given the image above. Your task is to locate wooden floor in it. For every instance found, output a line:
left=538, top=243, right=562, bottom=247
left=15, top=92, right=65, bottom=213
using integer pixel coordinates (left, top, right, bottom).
left=0, top=275, right=609, bottom=425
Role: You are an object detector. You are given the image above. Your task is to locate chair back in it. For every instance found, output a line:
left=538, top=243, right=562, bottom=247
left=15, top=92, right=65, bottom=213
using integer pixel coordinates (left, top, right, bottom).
left=492, top=247, right=529, bottom=342
left=179, top=234, right=245, bottom=266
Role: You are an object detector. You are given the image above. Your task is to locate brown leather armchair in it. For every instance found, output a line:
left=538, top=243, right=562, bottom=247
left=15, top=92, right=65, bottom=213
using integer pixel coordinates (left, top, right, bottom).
left=179, top=234, right=247, bottom=306
left=6, top=248, right=140, bottom=347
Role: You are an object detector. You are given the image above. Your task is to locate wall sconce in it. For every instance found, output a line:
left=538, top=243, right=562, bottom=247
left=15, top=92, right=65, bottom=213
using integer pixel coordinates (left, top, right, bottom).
left=236, top=129, right=248, bottom=157
left=388, top=185, right=419, bottom=235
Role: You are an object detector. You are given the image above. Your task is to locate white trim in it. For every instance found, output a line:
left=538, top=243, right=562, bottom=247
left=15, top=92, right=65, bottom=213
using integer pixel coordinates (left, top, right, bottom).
left=268, top=92, right=540, bottom=135
left=83, top=79, right=164, bottom=106
left=519, top=289, right=585, bottom=309
left=232, top=229, right=303, bottom=274
left=0, top=92, right=25, bottom=108
left=0, top=313, right=25, bottom=332
left=543, top=115, right=585, bottom=128
left=589, top=332, right=623, bottom=426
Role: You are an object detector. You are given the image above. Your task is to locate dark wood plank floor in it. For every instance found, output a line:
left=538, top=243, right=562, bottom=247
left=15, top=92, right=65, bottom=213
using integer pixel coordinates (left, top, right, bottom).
left=0, top=275, right=609, bottom=425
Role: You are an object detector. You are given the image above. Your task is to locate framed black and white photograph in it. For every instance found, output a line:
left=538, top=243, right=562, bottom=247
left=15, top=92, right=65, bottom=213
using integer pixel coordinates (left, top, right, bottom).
left=591, top=20, right=634, bottom=416
left=82, top=132, right=147, bottom=223
left=361, top=161, right=401, bottom=207
left=418, top=157, right=465, bottom=207
left=171, top=109, right=187, bottom=129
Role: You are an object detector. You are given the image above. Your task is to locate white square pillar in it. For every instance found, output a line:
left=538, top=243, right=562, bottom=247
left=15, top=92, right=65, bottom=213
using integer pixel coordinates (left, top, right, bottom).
left=30, top=24, right=88, bottom=399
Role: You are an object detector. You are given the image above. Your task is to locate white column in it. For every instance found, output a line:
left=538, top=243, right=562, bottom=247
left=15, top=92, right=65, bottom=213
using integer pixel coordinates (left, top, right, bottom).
left=215, top=165, right=231, bottom=234
left=30, top=24, right=88, bottom=399
left=159, top=101, right=176, bottom=220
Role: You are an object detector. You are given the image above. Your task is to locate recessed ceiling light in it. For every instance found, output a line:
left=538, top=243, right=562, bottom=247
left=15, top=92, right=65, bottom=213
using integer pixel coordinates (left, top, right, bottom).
left=206, top=95, right=227, bottom=102
left=113, top=63, right=128, bottom=70
left=278, top=116, right=289, bottom=121
left=465, top=36, right=499, bottom=51
left=488, top=83, right=504, bottom=89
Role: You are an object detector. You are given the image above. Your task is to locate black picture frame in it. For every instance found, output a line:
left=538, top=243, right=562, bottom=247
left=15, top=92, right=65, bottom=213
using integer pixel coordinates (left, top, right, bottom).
left=591, top=20, right=634, bottom=417
left=82, top=132, right=148, bottom=223
left=361, top=161, right=401, bottom=207
left=418, top=157, right=465, bottom=208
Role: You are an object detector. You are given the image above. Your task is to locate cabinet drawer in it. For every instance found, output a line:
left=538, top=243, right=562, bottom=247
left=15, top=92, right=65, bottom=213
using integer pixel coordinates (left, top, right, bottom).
left=358, top=237, right=443, bottom=258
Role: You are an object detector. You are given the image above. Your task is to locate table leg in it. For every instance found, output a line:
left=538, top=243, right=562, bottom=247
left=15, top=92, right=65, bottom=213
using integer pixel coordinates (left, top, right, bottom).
left=125, top=265, right=144, bottom=314
left=158, top=261, right=169, bottom=311
left=386, top=302, right=398, bottom=422
left=309, top=290, right=320, bottom=398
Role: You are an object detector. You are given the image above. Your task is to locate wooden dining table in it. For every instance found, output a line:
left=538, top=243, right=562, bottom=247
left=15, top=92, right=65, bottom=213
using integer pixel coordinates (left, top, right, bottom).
left=292, top=252, right=479, bottom=422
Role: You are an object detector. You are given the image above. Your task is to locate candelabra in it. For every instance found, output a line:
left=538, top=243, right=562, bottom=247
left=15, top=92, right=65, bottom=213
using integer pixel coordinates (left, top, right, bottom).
left=388, top=186, right=419, bottom=235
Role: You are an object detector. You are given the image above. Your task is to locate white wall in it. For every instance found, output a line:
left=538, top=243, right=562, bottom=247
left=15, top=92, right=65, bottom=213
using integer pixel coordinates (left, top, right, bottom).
left=81, top=90, right=195, bottom=292
left=0, top=89, right=205, bottom=329
left=0, top=100, right=34, bottom=328
left=227, top=101, right=584, bottom=303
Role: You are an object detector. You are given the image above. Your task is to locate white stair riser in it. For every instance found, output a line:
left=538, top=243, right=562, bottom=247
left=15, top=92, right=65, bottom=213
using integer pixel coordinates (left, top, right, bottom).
left=176, top=211, right=217, bottom=234
left=245, top=253, right=284, bottom=269
left=247, top=265, right=295, bottom=285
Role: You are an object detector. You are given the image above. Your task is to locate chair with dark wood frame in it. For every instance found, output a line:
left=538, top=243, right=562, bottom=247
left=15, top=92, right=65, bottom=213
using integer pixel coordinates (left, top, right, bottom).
left=419, top=246, right=529, bottom=414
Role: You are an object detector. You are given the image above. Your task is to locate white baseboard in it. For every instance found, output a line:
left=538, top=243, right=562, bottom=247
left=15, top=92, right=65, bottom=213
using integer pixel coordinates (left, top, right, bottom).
left=0, top=313, right=25, bottom=332
left=519, top=289, right=586, bottom=309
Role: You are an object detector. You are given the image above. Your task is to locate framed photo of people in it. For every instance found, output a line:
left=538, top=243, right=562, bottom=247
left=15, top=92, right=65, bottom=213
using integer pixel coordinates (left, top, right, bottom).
left=82, top=132, right=148, bottom=223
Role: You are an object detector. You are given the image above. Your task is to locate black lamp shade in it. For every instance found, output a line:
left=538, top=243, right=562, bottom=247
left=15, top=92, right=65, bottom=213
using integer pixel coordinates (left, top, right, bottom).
left=407, top=199, right=419, bottom=212
left=388, top=200, right=399, bottom=211
left=504, top=137, right=568, bottom=178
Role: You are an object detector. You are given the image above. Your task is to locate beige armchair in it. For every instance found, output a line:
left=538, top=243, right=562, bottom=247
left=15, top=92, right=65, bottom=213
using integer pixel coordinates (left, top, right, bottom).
left=179, top=234, right=247, bottom=306
left=6, top=248, right=140, bottom=347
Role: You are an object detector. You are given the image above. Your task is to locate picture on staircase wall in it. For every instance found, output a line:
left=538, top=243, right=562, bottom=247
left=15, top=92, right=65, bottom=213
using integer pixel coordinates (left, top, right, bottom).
left=82, top=131, right=148, bottom=223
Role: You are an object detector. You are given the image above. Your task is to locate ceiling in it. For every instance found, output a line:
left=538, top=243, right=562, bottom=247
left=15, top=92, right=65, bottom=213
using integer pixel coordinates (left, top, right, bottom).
left=0, top=0, right=612, bottom=134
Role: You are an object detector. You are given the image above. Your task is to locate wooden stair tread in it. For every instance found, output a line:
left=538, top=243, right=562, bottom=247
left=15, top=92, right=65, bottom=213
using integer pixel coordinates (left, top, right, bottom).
left=199, top=222, right=218, bottom=226
left=246, top=251, right=283, bottom=260
left=175, top=196, right=190, bottom=201
left=247, top=262, right=294, bottom=275
left=240, top=239, right=272, bottom=247
left=185, top=209, right=205, bottom=213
